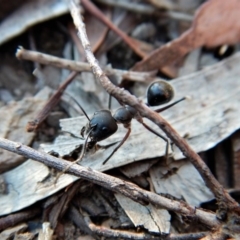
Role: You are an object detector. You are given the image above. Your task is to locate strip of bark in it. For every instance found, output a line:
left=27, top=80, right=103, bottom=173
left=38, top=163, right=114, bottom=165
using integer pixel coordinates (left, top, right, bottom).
left=0, top=208, right=40, bottom=231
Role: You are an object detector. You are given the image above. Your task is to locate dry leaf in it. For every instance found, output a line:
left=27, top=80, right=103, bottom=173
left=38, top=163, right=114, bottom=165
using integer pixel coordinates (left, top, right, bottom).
left=120, top=159, right=158, bottom=178
left=97, top=9, right=139, bottom=55
left=0, top=0, right=68, bottom=46
left=133, top=0, right=240, bottom=72
left=85, top=7, right=111, bottom=52
left=150, top=160, right=214, bottom=206
left=115, top=193, right=171, bottom=234
left=0, top=87, right=52, bottom=173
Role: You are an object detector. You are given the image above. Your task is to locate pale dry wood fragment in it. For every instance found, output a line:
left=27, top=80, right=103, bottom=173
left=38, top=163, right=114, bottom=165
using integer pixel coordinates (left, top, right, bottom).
left=38, top=222, right=53, bottom=240
left=0, top=223, right=28, bottom=240
left=115, top=193, right=171, bottom=234
left=150, top=160, right=214, bottom=206
left=15, top=232, right=34, bottom=240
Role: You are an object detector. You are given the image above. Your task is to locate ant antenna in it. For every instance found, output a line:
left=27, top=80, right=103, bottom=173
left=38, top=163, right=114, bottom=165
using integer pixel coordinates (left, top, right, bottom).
left=64, top=93, right=90, bottom=122
left=54, top=127, right=94, bottom=183
left=78, top=126, right=95, bottom=161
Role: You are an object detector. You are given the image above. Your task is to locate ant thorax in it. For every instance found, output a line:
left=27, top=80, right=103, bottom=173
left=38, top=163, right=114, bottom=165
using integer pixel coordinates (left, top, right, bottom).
left=113, top=105, right=137, bottom=125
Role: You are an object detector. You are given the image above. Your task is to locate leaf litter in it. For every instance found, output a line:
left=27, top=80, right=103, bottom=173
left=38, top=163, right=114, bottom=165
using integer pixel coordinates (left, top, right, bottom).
left=0, top=0, right=240, bottom=238
left=1, top=51, right=239, bottom=217
left=133, top=0, right=240, bottom=72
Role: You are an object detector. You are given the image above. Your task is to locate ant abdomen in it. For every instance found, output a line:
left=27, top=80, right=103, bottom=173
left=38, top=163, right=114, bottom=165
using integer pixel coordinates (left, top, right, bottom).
left=147, top=80, right=174, bottom=106
left=88, top=110, right=118, bottom=142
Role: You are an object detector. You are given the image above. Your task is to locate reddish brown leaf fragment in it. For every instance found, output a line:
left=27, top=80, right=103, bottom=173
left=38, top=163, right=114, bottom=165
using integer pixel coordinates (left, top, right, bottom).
left=132, top=0, right=240, bottom=72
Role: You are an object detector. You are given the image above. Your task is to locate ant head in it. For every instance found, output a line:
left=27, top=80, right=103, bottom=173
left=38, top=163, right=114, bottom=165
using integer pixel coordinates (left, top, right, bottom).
left=147, top=80, right=174, bottom=106
left=113, top=106, right=136, bottom=125
left=88, top=110, right=118, bottom=142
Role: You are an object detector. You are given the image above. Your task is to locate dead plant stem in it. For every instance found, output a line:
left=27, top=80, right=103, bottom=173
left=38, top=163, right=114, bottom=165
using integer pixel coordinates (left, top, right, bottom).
left=16, top=47, right=155, bottom=83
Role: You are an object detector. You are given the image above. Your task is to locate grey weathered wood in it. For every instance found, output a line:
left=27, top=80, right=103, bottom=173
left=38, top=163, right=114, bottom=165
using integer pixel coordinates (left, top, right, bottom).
left=150, top=160, right=214, bottom=206
left=0, top=87, right=52, bottom=173
left=115, top=193, right=171, bottom=234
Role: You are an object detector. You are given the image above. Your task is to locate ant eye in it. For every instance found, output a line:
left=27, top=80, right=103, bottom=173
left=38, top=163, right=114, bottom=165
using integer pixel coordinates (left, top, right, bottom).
left=147, top=80, right=174, bottom=106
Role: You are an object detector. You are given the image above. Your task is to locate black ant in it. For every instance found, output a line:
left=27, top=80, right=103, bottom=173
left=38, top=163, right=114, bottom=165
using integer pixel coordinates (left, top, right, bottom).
left=77, top=80, right=185, bottom=164
left=57, top=80, right=185, bottom=180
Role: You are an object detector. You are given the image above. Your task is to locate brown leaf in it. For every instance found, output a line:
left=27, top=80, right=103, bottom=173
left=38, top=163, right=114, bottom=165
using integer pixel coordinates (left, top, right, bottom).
left=132, top=0, right=240, bottom=72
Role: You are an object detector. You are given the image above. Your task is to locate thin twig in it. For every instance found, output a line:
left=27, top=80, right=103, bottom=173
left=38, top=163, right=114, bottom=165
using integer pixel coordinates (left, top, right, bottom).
left=0, top=137, right=219, bottom=228
left=81, top=0, right=146, bottom=58
left=16, top=47, right=155, bottom=82
left=95, top=0, right=158, bottom=15
left=84, top=213, right=209, bottom=239
left=0, top=208, right=40, bottom=231
left=95, top=0, right=193, bottom=21
left=200, top=230, right=226, bottom=240
left=69, top=0, right=239, bottom=211
left=83, top=212, right=159, bottom=239
left=26, top=71, right=78, bottom=132
left=84, top=213, right=208, bottom=239
left=48, top=181, right=82, bottom=229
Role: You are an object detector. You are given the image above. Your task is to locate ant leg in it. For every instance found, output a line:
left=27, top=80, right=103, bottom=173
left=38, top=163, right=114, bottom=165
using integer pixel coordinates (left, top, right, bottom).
left=54, top=129, right=92, bottom=184
left=108, top=94, right=112, bottom=110
left=141, top=122, right=170, bottom=161
left=155, top=97, right=186, bottom=113
left=103, top=127, right=131, bottom=165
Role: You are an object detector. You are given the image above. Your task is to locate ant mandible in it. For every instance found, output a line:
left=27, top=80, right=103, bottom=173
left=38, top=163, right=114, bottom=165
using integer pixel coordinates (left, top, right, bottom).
left=77, top=80, right=185, bottom=165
